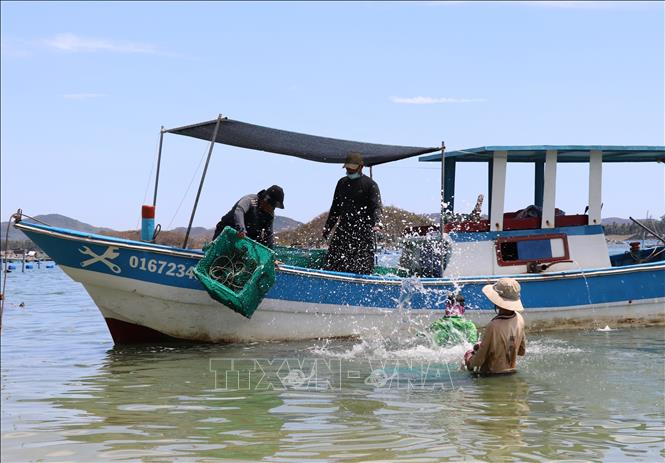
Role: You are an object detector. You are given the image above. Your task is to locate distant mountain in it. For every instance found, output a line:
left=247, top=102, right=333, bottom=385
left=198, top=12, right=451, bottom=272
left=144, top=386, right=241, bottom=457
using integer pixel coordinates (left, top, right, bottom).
left=601, top=217, right=632, bottom=225
left=3, top=211, right=658, bottom=246
left=1, top=213, right=303, bottom=243
left=276, top=206, right=434, bottom=247
left=426, top=213, right=488, bottom=223
left=274, top=216, right=302, bottom=232
left=1, top=214, right=114, bottom=241
left=168, top=216, right=302, bottom=240
left=168, top=226, right=215, bottom=241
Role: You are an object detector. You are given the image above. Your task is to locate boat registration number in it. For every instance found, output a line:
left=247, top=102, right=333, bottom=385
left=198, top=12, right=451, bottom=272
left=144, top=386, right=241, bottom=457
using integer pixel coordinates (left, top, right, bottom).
left=128, top=256, right=196, bottom=279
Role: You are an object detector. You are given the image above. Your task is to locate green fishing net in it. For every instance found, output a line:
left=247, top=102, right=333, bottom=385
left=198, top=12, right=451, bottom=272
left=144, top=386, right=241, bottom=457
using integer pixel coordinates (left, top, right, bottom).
left=194, top=227, right=275, bottom=319
left=273, top=245, right=327, bottom=269
left=429, top=316, right=479, bottom=346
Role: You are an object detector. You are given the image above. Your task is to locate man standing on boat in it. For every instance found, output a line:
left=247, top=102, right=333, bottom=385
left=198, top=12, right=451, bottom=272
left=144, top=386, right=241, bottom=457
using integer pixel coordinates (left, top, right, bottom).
left=212, top=185, right=285, bottom=249
left=465, top=278, right=526, bottom=375
left=323, top=153, right=382, bottom=274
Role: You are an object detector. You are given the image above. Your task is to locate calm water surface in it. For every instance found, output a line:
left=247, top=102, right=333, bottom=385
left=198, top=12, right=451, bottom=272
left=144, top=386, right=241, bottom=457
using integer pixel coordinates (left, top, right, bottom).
left=1, top=266, right=664, bottom=462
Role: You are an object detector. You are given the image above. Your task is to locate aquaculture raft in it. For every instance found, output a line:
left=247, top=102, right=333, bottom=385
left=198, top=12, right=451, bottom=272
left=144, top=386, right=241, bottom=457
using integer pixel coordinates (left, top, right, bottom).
left=194, top=226, right=275, bottom=318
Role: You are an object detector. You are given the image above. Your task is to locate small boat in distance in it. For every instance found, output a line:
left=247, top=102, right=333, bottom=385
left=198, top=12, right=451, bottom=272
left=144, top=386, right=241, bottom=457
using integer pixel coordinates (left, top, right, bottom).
left=12, top=116, right=665, bottom=343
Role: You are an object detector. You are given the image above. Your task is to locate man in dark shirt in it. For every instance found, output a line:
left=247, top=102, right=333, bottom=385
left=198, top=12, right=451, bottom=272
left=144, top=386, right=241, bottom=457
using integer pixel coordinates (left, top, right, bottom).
left=323, top=153, right=382, bottom=274
left=213, top=185, right=284, bottom=249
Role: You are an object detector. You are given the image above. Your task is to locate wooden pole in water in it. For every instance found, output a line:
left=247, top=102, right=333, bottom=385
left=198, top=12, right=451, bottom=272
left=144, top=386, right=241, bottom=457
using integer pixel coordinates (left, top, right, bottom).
left=21, top=250, right=26, bottom=273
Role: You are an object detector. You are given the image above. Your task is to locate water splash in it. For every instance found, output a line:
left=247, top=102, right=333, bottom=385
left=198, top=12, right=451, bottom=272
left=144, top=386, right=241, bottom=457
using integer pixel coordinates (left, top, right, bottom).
left=311, top=270, right=477, bottom=364
left=526, top=338, right=585, bottom=355
left=568, top=258, right=605, bottom=330
left=311, top=336, right=471, bottom=364
left=596, top=325, right=615, bottom=332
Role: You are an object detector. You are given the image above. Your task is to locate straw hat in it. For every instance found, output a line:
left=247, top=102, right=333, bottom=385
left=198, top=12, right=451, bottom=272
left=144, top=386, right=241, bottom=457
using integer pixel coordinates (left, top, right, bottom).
left=482, top=278, right=524, bottom=312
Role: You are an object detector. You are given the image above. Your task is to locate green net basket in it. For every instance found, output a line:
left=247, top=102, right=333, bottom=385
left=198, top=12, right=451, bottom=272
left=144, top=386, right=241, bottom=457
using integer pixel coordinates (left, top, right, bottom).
left=194, top=227, right=276, bottom=319
left=273, top=245, right=328, bottom=269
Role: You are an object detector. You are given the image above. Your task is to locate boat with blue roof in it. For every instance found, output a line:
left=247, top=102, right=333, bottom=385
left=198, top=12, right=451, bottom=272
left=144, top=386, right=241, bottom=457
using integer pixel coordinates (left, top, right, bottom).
left=11, top=116, right=665, bottom=343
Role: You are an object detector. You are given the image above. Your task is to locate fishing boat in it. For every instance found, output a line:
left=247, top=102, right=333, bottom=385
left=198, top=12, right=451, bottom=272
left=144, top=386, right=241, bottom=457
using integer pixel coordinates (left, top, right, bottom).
left=10, top=116, right=665, bottom=343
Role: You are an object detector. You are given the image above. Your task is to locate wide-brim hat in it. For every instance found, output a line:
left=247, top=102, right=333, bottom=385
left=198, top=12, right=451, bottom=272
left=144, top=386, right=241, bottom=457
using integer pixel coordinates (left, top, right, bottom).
left=482, top=278, right=524, bottom=312
left=343, top=152, right=364, bottom=170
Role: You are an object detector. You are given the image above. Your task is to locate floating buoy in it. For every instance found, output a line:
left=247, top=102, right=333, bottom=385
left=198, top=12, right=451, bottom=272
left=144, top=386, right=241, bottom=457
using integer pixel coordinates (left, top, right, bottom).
left=46, top=264, right=54, bottom=268
left=7, top=264, right=16, bottom=270
left=25, top=264, right=33, bottom=269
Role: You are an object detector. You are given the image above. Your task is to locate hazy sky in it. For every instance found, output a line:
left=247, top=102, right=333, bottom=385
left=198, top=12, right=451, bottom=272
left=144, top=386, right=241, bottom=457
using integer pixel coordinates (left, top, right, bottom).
left=2, top=1, right=663, bottom=230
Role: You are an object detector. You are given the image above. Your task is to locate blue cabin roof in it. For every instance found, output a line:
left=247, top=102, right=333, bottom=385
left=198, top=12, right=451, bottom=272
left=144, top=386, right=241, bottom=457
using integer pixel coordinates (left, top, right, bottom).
left=419, top=145, right=665, bottom=163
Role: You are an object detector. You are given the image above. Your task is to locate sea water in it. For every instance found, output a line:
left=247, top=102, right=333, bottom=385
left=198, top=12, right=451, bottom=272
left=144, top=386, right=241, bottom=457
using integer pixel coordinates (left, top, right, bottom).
left=1, top=266, right=664, bottom=462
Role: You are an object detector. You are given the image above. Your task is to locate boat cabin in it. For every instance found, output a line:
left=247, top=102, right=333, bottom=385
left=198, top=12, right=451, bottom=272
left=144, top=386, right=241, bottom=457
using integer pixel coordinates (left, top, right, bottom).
left=414, top=146, right=665, bottom=277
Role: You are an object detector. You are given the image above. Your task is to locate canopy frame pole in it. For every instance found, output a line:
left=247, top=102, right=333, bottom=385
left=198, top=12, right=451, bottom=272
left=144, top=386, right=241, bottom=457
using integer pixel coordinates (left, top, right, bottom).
left=588, top=150, right=603, bottom=225
left=152, top=126, right=165, bottom=207
left=183, top=114, right=223, bottom=249
left=439, top=141, right=446, bottom=276
left=443, top=158, right=456, bottom=213
left=490, top=151, right=508, bottom=231
left=534, top=160, right=544, bottom=209
left=541, top=150, right=558, bottom=229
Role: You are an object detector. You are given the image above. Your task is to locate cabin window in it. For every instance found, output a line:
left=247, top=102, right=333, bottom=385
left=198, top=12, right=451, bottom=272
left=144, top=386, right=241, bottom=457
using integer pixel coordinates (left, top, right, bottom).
left=495, top=234, right=569, bottom=266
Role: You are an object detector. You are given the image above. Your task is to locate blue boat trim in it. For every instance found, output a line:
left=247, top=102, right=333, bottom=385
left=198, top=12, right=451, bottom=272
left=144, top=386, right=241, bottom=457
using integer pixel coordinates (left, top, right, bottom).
left=17, top=221, right=662, bottom=283
left=449, top=225, right=604, bottom=242
left=14, top=221, right=665, bottom=312
left=15, top=221, right=664, bottom=282
left=280, top=260, right=664, bottom=284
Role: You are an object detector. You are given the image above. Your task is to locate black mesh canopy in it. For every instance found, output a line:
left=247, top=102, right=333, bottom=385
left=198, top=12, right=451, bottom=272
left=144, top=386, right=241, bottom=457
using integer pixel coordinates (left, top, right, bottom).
left=165, top=117, right=439, bottom=166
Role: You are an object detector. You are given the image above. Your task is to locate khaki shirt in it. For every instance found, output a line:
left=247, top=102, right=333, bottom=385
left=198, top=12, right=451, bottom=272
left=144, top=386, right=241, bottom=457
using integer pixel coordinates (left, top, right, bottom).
left=470, top=312, right=526, bottom=374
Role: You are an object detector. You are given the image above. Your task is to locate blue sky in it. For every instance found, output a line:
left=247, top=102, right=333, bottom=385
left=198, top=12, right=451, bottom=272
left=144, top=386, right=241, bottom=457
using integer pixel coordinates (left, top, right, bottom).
left=2, top=1, right=663, bottom=230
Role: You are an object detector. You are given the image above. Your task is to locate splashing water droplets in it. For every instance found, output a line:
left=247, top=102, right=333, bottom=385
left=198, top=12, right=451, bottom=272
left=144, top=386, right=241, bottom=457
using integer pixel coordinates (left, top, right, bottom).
left=311, top=276, right=473, bottom=364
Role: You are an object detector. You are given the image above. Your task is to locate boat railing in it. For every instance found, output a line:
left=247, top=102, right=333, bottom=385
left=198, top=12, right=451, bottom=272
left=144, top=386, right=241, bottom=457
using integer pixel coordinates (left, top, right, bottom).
left=404, top=214, right=590, bottom=235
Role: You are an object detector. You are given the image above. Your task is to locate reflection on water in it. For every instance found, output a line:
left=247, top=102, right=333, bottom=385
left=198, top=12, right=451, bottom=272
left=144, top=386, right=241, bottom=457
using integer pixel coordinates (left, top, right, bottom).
left=2, top=268, right=664, bottom=462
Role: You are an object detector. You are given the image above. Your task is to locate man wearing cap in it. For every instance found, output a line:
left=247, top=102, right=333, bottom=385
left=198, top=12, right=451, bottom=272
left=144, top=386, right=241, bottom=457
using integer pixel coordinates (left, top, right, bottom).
left=465, top=278, right=527, bottom=375
left=323, top=153, right=382, bottom=274
left=212, top=185, right=285, bottom=249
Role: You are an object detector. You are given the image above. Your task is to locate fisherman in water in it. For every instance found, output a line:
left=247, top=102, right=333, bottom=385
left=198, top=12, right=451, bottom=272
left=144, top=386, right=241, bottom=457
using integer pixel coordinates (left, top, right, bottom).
left=465, top=278, right=526, bottom=375
left=213, top=185, right=285, bottom=249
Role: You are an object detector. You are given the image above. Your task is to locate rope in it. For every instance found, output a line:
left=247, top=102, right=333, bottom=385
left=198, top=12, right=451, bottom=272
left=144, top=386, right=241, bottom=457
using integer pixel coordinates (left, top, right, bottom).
left=166, top=144, right=210, bottom=230
left=207, top=245, right=258, bottom=292
left=1, top=209, right=26, bottom=331
left=136, top=133, right=162, bottom=230
left=13, top=211, right=51, bottom=226
left=631, top=245, right=665, bottom=264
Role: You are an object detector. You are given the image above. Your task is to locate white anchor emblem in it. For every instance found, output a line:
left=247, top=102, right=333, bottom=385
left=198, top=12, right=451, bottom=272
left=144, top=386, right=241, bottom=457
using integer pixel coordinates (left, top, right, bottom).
left=79, top=245, right=121, bottom=274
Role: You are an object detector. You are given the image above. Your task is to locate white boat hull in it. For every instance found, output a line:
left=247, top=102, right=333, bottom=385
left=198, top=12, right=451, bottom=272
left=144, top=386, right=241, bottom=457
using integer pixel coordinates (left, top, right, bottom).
left=15, top=222, right=665, bottom=343
left=64, top=266, right=665, bottom=342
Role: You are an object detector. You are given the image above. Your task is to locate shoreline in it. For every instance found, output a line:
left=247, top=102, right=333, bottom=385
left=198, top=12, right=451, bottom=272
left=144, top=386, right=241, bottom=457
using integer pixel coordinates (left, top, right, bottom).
left=605, top=234, right=633, bottom=243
